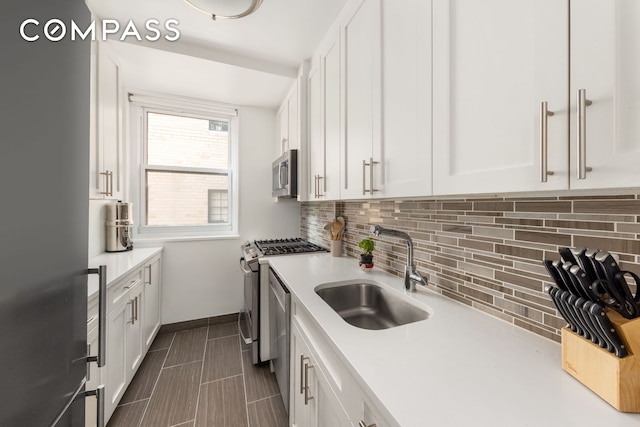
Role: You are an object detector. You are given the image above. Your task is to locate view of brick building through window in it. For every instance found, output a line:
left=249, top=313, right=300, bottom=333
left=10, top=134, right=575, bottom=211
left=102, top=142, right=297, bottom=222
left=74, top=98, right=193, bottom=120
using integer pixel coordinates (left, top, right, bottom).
left=146, top=112, right=230, bottom=226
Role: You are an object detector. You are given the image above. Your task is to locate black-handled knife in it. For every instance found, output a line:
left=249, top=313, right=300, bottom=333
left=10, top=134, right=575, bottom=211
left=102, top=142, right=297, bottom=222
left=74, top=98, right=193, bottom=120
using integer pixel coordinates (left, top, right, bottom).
left=589, top=302, right=628, bottom=358
left=575, top=296, right=606, bottom=348
left=572, top=247, right=600, bottom=284
left=581, top=300, right=612, bottom=352
left=552, top=260, right=578, bottom=295
left=562, top=262, right=592, bottom=300
left=568, top=264, right=599, bottom=302
left=559, top=247, right=579, bottom=266
left=585, top=248, right=608, bottom=281
left=548, top=287, right=578, bottom=334
left=561, top=291, right=589, bottom=340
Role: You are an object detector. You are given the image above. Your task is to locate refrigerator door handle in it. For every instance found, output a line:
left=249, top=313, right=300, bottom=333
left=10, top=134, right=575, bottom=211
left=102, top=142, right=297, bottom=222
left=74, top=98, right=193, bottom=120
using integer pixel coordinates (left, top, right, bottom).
left=87, top=265, right=107, bottom=367
left=80, top=385, right=105, bottom=427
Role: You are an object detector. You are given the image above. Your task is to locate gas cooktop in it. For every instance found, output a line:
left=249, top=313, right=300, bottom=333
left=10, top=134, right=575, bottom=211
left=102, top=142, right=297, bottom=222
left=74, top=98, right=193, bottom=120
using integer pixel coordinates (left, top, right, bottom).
left=254, top=238, right=327, bottom=256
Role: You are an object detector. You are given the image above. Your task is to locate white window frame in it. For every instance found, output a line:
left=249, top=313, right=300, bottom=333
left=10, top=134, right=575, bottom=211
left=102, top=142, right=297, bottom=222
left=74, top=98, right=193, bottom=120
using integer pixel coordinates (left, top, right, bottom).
left=129, top=93, right=239, bottom=241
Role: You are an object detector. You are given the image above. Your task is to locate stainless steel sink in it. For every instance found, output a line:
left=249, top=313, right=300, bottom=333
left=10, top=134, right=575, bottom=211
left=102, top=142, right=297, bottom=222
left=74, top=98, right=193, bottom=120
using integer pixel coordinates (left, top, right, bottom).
left=315, top=282, right=430, bottom=330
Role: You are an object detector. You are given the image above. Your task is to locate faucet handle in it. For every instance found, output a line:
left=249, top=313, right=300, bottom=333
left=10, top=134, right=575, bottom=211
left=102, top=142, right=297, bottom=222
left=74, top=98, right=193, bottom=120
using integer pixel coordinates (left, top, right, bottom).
left=410, top=269, right=429, bottom=287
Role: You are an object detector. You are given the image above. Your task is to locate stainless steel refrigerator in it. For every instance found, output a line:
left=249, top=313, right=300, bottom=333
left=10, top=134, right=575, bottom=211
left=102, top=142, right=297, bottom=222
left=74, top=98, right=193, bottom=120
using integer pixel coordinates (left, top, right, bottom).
left=0, top=0, right=104, bottom=425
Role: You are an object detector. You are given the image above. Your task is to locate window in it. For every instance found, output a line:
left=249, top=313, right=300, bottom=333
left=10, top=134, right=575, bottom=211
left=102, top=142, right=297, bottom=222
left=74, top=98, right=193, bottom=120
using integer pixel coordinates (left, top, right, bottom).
left=130, top=95, right=239, bottom=239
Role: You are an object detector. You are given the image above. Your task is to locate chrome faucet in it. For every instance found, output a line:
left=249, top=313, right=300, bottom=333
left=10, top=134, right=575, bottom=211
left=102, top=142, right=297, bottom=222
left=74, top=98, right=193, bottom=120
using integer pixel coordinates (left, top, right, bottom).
left=370, top=225, right=428, bottom=292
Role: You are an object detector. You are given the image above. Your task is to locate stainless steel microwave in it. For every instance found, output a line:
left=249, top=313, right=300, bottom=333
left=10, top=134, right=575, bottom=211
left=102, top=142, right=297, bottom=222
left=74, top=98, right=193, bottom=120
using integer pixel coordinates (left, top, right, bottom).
left=272, top=149, right=298, bottom=198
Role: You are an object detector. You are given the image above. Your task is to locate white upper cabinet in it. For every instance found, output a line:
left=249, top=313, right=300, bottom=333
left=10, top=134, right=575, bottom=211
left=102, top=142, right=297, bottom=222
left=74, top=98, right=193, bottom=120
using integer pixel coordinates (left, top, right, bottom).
left=308, top=26, right=342, bottom=201
left=340, top=0, right=383, bottom=199
left=90, top=41, right=124, bottom=200
left=379, top=0, right=432, bottom=198
left=277, top=83, right=297, bottom=154
left=570, top=0, right=640, bottom=189
left=432, top=0, right=569, bottom=195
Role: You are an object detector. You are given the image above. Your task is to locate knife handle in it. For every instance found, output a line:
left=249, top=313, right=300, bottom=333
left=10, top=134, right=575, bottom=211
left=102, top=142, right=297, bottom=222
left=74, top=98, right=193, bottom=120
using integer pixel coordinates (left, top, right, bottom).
left=546, top=286, right=575, bottom=332
left=559, top=247, right=579, bottom=266
left=589, top=303, right=628, bottom=358
left=582, top=300, right=613, bottom=352
left=575, top=297, right=605, bottom=348
left=552, top=260, right=573, bottom=293
left=560, top=290, right=586, bottom=337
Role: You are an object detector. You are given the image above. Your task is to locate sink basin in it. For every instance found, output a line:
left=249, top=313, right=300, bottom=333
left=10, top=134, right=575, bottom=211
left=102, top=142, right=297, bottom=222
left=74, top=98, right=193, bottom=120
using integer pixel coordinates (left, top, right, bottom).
left=315, top=281, right=430, bottom=330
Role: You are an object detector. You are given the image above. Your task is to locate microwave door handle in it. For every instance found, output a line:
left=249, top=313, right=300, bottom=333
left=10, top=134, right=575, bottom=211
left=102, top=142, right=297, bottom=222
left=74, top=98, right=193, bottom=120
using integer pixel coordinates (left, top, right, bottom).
left=280, top=164, right=287, bottom=188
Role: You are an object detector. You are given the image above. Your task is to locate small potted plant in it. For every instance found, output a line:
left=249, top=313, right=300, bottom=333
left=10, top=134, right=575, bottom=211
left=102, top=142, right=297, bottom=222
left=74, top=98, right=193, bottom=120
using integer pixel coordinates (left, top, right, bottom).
left=358, top=237, right=375, bottom=271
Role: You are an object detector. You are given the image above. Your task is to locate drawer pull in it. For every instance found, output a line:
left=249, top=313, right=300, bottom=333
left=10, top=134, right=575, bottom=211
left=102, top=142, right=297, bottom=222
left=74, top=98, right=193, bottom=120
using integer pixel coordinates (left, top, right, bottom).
left=304, top=361, right=314, bottom=405
left=539, top=101, right=555, bottom=182
left=86, top=265, right=106, bottom=367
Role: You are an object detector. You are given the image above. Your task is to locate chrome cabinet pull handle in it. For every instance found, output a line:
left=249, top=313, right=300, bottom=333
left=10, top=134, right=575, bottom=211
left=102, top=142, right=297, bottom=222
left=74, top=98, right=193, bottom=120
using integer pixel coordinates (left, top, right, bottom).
left=304, top=361, right=314, bottom=405
left=363, top=159, right=379, bottom=195
left=317, top=175, right=323, bottom=197
left=87, top=265, right=107, bottom=367
left=577, top=89, right=593, bottom=179
left=300, top=354, right=307, bottom=394
left=359, top=422, right=377, bottom=427
left=134, top=296, right=138, bottom=322
left=127, top=300, right=134, bottom=324
left=99, top=171, right=111, bottom=196
left=145, top=265, right=151, bottom=285
left=314, top=175, right=319, bottom=198
left=80, top=385, right=105, bottom=427
left=369, top=157, right=379, bottom=194
left=362, top=160, right=368, bottom=195
left=539, top=102, right=555, bottom=182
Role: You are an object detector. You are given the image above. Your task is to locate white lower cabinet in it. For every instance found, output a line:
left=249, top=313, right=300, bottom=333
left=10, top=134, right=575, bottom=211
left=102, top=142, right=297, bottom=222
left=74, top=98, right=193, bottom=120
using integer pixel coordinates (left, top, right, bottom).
left=291, top=321, right=350, bottom=427
left=142, top=254, right=162, bottom=351
left=87, top=252, right=162, bottom=425
left=290, top=298, right=396, bottom=427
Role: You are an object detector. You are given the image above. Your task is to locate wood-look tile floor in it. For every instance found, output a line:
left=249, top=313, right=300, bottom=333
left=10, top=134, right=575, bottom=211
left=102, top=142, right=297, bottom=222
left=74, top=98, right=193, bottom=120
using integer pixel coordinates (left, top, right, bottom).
left=107, top=320, right=288, bottom=427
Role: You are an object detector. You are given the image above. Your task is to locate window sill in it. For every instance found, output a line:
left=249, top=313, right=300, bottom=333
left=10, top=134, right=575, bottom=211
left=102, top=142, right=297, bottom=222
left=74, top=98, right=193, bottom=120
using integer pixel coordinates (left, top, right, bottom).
left=133, top=234, right=241, bottom=245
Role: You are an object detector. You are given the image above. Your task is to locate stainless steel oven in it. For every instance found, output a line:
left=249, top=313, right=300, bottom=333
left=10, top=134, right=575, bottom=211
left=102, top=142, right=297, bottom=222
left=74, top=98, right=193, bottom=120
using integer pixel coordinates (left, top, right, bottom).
left=239, top=244, right=261, bottom=364
left=240, top=238, right=326, bottom=367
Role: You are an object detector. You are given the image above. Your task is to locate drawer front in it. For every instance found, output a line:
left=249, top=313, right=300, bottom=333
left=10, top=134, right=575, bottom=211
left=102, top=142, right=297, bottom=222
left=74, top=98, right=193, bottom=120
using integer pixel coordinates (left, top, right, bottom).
left=292, top=299, right=345, bottom=397
left=107, top=268, right=143, bottom=315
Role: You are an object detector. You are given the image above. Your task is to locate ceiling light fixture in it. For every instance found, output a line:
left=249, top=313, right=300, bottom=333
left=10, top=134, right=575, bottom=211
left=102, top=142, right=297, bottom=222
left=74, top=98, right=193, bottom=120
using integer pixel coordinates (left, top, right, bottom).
left=184, top=0, right=264, bottom=20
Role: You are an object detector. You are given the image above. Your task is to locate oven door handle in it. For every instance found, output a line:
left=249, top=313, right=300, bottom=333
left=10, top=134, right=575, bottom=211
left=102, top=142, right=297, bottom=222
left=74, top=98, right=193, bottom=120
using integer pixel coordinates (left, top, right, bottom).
left=239, top=257, right=253, bottom=275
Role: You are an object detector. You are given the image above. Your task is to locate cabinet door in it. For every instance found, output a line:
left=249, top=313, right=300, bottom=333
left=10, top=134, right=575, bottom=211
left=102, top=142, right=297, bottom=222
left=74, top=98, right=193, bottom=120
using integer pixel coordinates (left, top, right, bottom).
left=126, top=283, right=144, bottom=378
left=290, top=325, right=311, bottom=427
left=290, top=323, right=350, bottom=427
left=90, top=41, right=123, bottom=200
left=310, top=358, right=351, bottom=427
left=308, top=27, right=342, bottom=201
left=340, top=0, right=383, bottom=199
left=308, top=63, right=324, bottom=200
left=432, top=0, right=568, bottom=195
left=105, top=299, right=128, bottom=420
left=143, top=255, right=162, bottom=350
left=323, top=27, right=342, bottom=200
left=278, top=105, right=288, bottom=155
left=570, top=0, right=640, bottom=189
left=380, top=0, right=432, bottom=198
left=288, top=84, right=299, bottom=150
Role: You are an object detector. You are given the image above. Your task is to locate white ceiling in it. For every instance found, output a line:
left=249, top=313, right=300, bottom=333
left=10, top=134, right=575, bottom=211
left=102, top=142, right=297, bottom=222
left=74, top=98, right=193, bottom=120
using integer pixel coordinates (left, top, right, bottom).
left=86, top=0, right=347, bottom=107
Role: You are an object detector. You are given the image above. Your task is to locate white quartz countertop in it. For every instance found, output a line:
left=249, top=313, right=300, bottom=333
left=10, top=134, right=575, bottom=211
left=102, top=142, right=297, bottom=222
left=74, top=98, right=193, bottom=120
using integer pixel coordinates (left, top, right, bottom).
left=87, top=247, right=163, bottom=300
left=268, top=253, right=640, bottom=427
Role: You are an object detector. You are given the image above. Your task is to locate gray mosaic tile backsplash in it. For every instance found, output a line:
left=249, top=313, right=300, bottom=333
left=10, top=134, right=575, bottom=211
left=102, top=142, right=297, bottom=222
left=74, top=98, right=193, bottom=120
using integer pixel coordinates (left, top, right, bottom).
left=300, top=194, right=640, bottom=342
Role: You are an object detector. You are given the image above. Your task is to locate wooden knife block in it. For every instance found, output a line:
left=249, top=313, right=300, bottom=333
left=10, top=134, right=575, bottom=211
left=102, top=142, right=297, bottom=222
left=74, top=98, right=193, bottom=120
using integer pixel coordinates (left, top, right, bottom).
left=561, top=311, right=640, bottom=412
